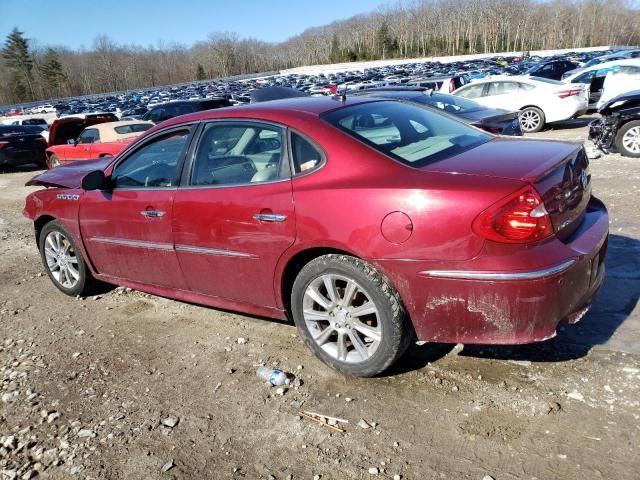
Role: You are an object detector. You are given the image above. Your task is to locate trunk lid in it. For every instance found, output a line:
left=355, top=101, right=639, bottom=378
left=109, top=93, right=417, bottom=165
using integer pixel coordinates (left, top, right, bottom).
left=422, top=137, right=591, bottom=239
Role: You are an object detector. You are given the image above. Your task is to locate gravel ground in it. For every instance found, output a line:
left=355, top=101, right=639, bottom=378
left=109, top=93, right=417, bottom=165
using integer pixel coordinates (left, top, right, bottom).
left=1, top=117, right=639, bottom=480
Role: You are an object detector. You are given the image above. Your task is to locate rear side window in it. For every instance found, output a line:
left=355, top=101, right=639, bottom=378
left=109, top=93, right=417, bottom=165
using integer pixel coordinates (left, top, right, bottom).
left=456, top=84, right=484, bottom=99
left=291, top=133, right=323, bottom=174
left=486, top=82, right=519, bottom=95
left=114, top=123, right=153, bottom=134
left=190, top=122, right=284, bottom=186
left=322, top=101, right=490, bottom=168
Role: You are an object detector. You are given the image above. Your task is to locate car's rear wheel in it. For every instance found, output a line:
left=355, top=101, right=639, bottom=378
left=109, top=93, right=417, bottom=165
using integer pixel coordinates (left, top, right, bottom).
left=519, top=107, right=545, bottom=133
left=39, top=221, right=96, bottom=297
left=291, top=254, right=412, bottom=377
left=48, top=154, right=60, bottom=168
left=615, top=121, right=640, bottom=158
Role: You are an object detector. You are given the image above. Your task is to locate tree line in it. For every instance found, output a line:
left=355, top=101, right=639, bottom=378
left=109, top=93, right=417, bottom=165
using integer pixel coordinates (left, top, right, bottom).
left=2, top=0, right=639, bottom=105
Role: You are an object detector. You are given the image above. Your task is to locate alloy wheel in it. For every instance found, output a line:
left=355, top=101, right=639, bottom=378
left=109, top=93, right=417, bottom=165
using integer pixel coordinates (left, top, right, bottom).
left=622, top=126, right=640, bottom=154
left=302, top=274, right=381, bottom=363
left=44, top=231, right=80, bottom=289
left=519, top=109, right=542, bottom=132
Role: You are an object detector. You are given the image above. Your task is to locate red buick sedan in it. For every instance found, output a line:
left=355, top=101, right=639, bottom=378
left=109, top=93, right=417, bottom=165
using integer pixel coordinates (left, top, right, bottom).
left=23, top=97, right=608, bottom=376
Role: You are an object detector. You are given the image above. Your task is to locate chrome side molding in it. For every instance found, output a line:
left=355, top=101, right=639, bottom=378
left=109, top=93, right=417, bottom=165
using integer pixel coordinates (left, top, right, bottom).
left=419, top=259, right=577, bottom=281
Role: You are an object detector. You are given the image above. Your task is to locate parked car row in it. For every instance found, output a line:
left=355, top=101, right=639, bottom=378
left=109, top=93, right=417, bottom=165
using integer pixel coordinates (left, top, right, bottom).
left=1, top=47, right=639, bottom=169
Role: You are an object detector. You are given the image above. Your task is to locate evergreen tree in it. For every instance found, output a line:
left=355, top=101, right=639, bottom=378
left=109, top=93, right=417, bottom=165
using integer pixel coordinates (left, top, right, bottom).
left=329, top=34, right=341, bottom=63
left=2, top=28, right=35, bottom=101
left=39, top=48, right=67, bottom=96
left=196, top=63, right=206, bottom=80
left=377, top=22, right=393, bottom=60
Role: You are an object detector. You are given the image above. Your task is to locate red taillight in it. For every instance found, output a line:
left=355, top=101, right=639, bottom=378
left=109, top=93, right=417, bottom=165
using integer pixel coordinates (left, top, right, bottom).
left=476, top=124, right=502, bottom=134
left=472, top=185, right=553, bottom=243
left=449, top=79, right=455, bottom=93
left=555, top=88, right=582, bottom=99
left=0, top=141, right=7, bottom=150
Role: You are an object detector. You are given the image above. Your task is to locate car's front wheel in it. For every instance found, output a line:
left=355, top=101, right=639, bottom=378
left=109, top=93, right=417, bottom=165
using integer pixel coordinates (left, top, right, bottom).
left=615, top=120, right=640, bottom=158
left=519, top=106, right=545, bottom=133
left=291, top=254, right=412, bottom=377
left=39, top=220, right=97, bottom=297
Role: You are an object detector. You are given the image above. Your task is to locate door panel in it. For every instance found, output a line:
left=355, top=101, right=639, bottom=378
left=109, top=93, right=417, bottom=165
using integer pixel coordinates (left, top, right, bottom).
left=173, top=182, right=295, bottom=307
left=173, top=121, right=295, bottom=308
left=79, top=127, right=193, bottom=289
left=80, top=189, right=186, bottom=288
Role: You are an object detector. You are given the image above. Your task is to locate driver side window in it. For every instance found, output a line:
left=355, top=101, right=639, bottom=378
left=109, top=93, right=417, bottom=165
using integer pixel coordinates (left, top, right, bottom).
left=78, top=128, right=99, bottom=144
left=111, top=128, right=191, bottom=188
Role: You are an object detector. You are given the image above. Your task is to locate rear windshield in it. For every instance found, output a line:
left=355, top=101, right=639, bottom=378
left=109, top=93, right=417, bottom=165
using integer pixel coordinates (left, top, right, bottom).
left=528, top=76, right=565, bottom=85
left=0, top=125, right=39, bottom=137
left=322, top=100, right=490, bottom=168
left=114, top=123, right=153, bottom=134
left=386, top=91, right=483, bottom=113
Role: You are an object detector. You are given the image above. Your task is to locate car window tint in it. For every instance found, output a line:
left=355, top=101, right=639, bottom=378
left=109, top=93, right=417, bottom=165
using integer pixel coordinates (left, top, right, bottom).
left=112, top=129, right=190, bottom=188
left=337, top=111, right=401, bottom=147
left=486, top=82, right=519, bottom=95
left=114, top=123, right=153, bottom=134
left=78, top=128, right=99, bottom=144
left=323, top=100, right=490, bottom=168
left=455, top=84, right=484, bottom=99
left=190, top=122, right=283, bottom=186
left=291, top=133, right=323, bottom=174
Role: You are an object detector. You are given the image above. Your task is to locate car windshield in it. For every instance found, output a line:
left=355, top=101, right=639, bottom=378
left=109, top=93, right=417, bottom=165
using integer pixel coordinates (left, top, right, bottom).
left=322, top=100, right=491, bottom=168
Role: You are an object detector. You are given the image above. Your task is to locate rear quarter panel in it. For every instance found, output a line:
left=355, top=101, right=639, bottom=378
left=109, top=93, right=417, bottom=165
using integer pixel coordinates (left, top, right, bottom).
left=272, top=116, right=524, bottom=308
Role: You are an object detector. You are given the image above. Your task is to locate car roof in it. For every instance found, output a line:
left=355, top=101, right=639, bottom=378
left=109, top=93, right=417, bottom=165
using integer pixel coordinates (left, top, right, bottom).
left=92, top=120, right=152, bottom=132
left=158, top=96, right=378, bottom=126
left=565, top=58, right=640, bottom=78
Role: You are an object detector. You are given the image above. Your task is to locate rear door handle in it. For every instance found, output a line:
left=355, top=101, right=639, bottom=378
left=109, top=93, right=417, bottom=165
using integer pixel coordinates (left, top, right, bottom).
left=254, top=213, right=287, bottom=222
left=140, top=210, right=166, bottom=218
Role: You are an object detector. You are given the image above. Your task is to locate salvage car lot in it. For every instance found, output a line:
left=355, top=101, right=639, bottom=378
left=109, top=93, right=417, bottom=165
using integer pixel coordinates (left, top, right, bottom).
left=0, top=119, right=639, bottom=479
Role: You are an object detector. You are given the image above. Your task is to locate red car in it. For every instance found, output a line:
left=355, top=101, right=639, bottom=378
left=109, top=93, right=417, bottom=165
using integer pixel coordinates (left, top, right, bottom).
left=45, top=115, right=153, bottom=168
left=23, top=97, right=608, bottom=376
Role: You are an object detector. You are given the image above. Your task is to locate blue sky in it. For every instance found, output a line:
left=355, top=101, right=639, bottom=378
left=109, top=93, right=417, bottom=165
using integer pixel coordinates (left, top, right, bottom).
left=0, top=0, right=386, bottom=50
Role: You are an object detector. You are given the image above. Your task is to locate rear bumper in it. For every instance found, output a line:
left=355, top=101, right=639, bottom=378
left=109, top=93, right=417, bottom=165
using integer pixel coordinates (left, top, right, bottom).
left=375, top=196, right=609, bottom=344
left=546, top=101, right=588, bottom=123
left=0, top=151, right=45, bottom=167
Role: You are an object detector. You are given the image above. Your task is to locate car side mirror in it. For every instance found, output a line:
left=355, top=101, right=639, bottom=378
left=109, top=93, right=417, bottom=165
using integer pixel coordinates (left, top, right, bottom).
left=67, top=139, right=77, bottom=145
left=81, top=170, right=107, bottom=191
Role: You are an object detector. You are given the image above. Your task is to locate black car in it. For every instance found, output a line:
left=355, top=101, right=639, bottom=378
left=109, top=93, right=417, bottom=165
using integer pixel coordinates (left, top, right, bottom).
left=352, top=87, right=522, bottom=136
left=590, top=90, right=640, bottom=158
left=526, top=60, right=579, bottom=80
left=0, top=125, right=48, bottom=169
left=142, top=98, right=233, bottom=124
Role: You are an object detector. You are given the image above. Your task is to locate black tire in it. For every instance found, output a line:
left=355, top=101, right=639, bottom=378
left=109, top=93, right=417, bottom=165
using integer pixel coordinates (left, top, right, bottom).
left=38, top=220, right=97, bottom=297
left=614, top=120, right=640, bottom=158
left=48, top=154, right=60, bottom=169
left=291, top=254, right=413, bottom=377
left=519, top=106, right=545, bottom=133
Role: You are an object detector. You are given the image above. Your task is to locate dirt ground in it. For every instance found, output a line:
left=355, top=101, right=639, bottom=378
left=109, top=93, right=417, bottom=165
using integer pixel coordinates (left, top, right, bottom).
left=1, top=115, right=639, bottom=480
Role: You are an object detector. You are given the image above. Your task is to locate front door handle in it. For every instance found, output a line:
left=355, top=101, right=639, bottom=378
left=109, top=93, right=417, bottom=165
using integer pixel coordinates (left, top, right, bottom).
left=140, top=210, right=166, bottom=218
left=254, top=213, right=287, bottom=222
